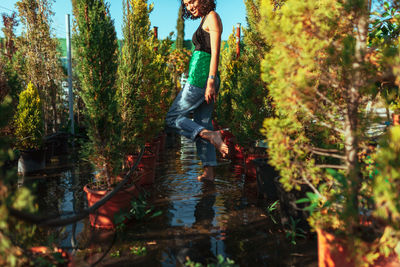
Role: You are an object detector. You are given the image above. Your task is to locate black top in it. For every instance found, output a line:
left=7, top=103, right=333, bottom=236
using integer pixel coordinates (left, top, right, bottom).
left=192, top=15, right=211, bottom=54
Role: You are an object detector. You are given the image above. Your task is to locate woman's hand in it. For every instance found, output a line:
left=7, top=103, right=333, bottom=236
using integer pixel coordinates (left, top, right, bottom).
left=205, top=78, right=216, bottom=104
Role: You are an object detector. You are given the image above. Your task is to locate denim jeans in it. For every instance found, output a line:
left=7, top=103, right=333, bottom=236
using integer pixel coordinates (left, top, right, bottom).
left=165, top=78, right=220, bottom=167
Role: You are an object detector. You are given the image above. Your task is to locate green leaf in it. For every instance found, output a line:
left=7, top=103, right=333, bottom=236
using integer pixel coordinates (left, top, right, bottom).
left=384, top=2, right=390, bottom=11
left=150, top=210, right=162, bottom=218
left=296, top=198, right=310, bottom=204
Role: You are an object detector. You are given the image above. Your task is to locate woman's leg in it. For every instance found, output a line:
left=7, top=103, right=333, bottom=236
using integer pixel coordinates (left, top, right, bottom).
left=193, top=99, right=217, bottom=163
left=165, top=81, right=228, bottom=181
left=193, top=78, right=228, bottom=180
left=165, top=83, right=207, bottom=141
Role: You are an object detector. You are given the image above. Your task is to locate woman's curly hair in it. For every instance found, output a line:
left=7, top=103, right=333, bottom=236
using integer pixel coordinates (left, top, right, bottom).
left=180, top=0, right=216, bottom=20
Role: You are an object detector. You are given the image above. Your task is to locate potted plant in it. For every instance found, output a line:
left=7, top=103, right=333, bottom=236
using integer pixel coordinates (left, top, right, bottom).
left=73, top=0, right=139, bottom=229
left=260, top=0, right=400, bottom=265
left=14, top=81, right=45, bottom=175
left=118, top=0, right=173, bottom=185
left=217, top=30, right=243, bottom=161
left=218, top=0, right=274, bottom=177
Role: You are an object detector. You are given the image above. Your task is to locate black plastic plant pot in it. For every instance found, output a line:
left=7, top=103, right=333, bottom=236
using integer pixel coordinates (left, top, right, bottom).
left=252, top=158, right=279, bottom=200
left=17, top=148, right=46, bottom=175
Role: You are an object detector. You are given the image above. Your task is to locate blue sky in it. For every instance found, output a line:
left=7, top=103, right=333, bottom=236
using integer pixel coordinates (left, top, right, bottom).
left=0, top=0, right=247, bottom=40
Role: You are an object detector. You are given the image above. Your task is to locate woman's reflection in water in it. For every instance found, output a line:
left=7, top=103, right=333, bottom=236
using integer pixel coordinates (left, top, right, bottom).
left=194, top=182, right=216, bottom=228
left=177, top=182, right=217, bottom=265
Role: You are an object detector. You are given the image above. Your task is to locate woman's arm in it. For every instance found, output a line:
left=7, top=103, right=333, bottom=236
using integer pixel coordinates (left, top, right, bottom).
left=204, top=11, right=222, bottom=104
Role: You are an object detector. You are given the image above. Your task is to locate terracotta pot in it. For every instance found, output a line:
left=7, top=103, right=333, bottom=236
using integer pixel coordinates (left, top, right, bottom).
left=126, top=153, right=156, bottom=185
left=30, top=246, right=75, bottom=267
left=84, top=183, right=139, bottom=229
left=245, top=153, right=266, bottom=179
left=393, top=113, right=400, bottom=126
left=317, top=229, right=400, bottom=267
left=136, top=167, right=154, bottom=187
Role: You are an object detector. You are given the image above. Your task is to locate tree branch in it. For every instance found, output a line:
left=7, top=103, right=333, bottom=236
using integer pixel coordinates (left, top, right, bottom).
left=297, top=97, right=345, bottom=134
left=316, top=164, right=347, bottom=169
left=315, top=89, right=336, bottom=109
left=310, top=147, right=342, bottom=153
left=310, top=149, right=346, bottom=160
left=303, top=106, right=345, bottom=134
left=302, top=176, right=325, bottom=201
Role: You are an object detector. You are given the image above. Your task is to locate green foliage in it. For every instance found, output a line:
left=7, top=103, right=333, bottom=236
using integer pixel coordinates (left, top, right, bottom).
left=110, top=250, right=120, bottom=258
left=0, top=94, right=37, bottom=266
left=370, top=1, right=400, bottom=113
left=130, top=245, right=147, bottom=256
left=369, top=2, right=400, bottom=48
left=185, top=254, right=238, bottom=267
left=72, top=0, right=122, bottom=186
left=0, top=12, right=23, bottom=108
left=216, top=30, right=238, bottom=129
left=16, top=0, right=64, bottom=134
left=259, top=0, right=400, bottom=263
left=168, top=48, right=192, bottom=92
left=296, top=192, right=319, bottom=214
left=374, top=126, right=400, bottom=224
left=265, top=200, right=279, bottom=224
left=114, top=193, right=162, bottom=231
left=284, top=217, right=306, bottom=245
left=217, top=0, right=273, bottom=148
left=118, top=0, right=173, bottom=152
left=0, top=61, right=10, bottom=103
left=14, top=82, right=44, bottom=150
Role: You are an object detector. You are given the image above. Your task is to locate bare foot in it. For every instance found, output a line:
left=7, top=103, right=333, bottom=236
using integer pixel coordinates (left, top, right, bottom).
left=197, top=166, right=215, bottom=182
left=199, top=130, right=229, bottom=157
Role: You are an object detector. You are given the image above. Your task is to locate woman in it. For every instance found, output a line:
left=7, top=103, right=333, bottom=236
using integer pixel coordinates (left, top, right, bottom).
left=166, top=0, right=228, bottom=181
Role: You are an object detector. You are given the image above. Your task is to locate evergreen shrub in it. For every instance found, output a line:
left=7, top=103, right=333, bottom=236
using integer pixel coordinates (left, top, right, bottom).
left=14, top=82, right=44, bottom=150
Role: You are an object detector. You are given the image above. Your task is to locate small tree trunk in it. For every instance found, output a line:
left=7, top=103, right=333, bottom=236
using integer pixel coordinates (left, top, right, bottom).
left=51, top=82, right=57, bottom=133
left=345, top=4, right=369, bottom=232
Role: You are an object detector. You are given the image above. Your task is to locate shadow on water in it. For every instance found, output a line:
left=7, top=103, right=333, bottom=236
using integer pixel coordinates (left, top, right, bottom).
left=22, top=135, right=317, bottom=266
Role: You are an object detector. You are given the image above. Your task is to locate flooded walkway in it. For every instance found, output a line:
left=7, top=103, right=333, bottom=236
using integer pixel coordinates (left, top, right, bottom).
left=25, top=135, right=317, bottom=266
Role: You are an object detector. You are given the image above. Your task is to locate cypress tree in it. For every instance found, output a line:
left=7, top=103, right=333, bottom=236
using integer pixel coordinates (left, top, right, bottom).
left=0, top=13, right=22, bottom=109
left=176, top=5, right=184, bottom=50
left=217, top=0, right=273, bottom=148
left=118, top=0, right=172, bottom=152
left=16, top=0, right=64, bottom=134
left=169, top=5, right=190, bottom=93
left=216, top=29, right=239, bottom=130
left=14, top=82, right=44, bottom=150
left=73, top=0, right=121, bottom=185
